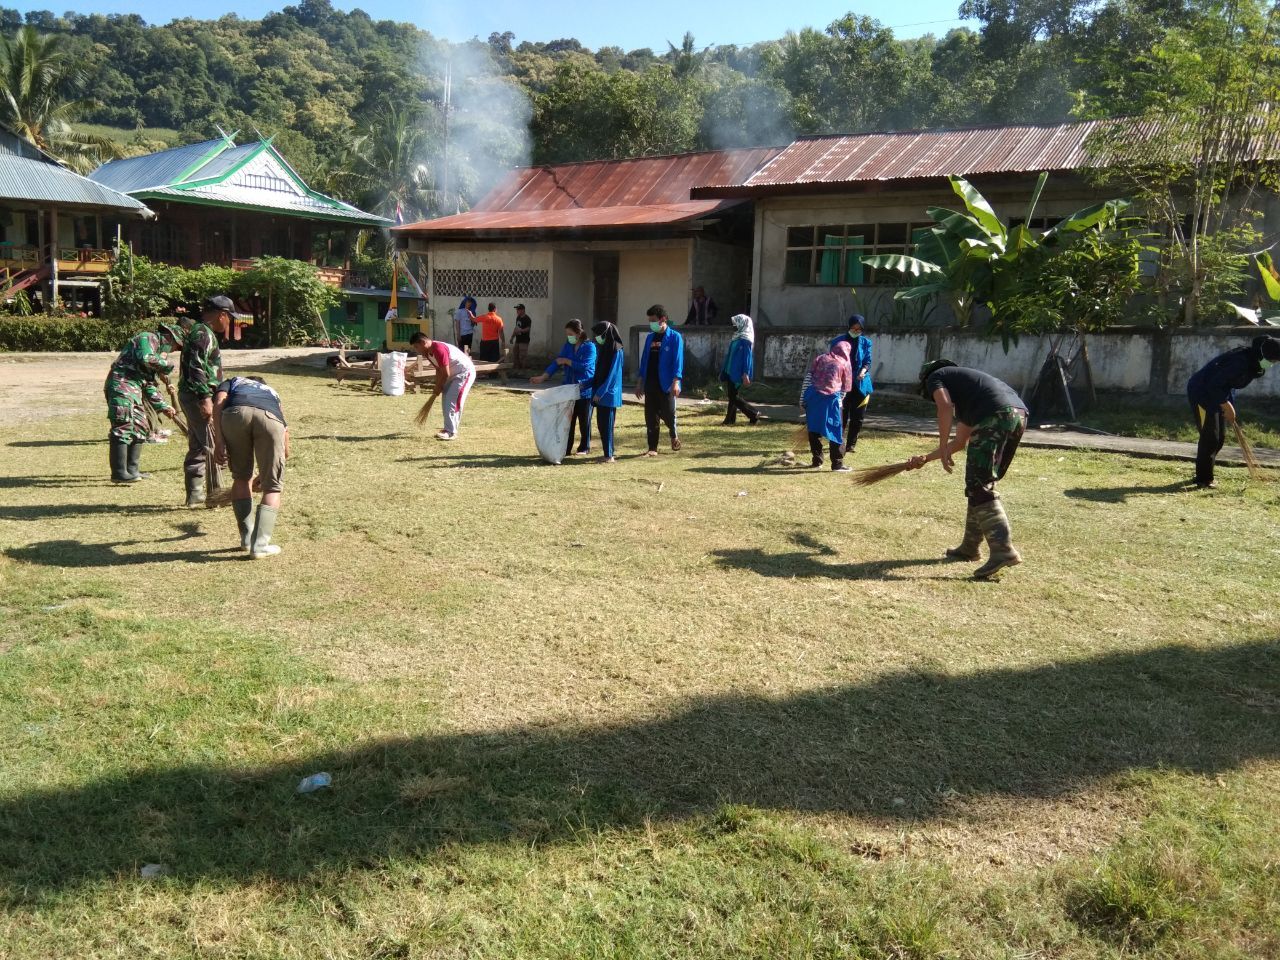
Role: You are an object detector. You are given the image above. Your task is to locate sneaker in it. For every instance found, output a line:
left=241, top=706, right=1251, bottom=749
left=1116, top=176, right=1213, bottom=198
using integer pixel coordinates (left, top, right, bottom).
left=1195, top=481, right=1217, bottom=489
left=809, top=460, right=823, bottom=469
left=435, top=432, right=456, bottom=441
left=600, top=455, right=616, bottom=463
left=832, top=465, right=852, bottom=473
left=644, top=450, right=659, bottom=457
left=671, top=437, right=682, bottom=452
left=250, top=544, right=282, bottom=559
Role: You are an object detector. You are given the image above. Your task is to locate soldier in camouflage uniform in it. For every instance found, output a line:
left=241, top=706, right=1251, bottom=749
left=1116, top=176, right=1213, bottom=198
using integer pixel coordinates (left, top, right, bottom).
left=179, top=295, right=232, bottom=507
left=104, top=323, right=183, bottom=483
left=908, top=359, right=1029, bottom=580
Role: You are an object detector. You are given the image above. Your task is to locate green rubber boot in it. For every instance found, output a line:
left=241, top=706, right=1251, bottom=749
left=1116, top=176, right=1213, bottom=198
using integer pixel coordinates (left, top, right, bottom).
left=126, top=440, right=150, bottom=480
left=945, top=505, right=982, bottom=561
left=184, top=476, right=205, bottom=509
left=109, top=438, right=136, bottom=483
left=972, top=498, right=1021, bottom=580
left=250, top=504, right=281, bottom=559
left=233, top=498, right=254, bottom=551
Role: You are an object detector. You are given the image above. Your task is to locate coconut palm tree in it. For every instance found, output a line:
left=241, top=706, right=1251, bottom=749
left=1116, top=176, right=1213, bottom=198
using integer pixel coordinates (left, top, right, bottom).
left=0, top=25, right=120, bottom=168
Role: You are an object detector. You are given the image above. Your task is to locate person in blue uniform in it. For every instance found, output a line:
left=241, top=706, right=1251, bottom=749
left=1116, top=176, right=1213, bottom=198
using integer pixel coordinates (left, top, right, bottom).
left=802, top=340, right=853, bottom=471
left=532, top=319, right=597, bottom=457
left=719, top=313, right=759, bottom=426
left=590, top=321, right=625, bottom=462
left=636, top=304, right=684, bottom=456
left=830, top=314, right=873, bottom=454
left=1187, top=335, right=1280, bottom=488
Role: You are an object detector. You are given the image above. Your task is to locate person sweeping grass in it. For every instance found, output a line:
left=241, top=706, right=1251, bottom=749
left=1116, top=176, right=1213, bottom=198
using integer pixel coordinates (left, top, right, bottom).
left=409, top=332, right=476, bottom=441
left=1186, top=335, right=1279, bottom=489
left=907, top=359, right=1029, bottom=581
left=802, top=340, right=854, bottom=472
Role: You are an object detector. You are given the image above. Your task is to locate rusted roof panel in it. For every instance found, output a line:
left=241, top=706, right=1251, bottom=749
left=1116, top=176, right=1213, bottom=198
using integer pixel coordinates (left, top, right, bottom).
left=692, top=121, right=1109, bottom=196
left=397, top=200, right=743, bottom=235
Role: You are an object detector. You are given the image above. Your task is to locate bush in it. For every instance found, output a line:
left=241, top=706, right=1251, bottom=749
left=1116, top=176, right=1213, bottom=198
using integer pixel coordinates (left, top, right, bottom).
left=0, top=314, right=174, bottom=352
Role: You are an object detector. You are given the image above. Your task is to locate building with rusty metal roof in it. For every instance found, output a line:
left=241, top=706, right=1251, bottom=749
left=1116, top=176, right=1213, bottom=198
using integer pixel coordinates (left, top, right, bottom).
left=394, top=148, right=780, bottom=365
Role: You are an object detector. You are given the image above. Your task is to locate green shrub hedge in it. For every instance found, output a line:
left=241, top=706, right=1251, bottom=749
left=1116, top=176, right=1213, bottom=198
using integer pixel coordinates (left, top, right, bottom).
left=0, top=314, right=172, bottom=352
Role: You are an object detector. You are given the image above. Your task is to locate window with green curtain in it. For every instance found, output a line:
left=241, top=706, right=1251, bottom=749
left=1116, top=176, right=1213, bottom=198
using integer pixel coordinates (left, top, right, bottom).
left=818, top=234, right=843, bottom=285
left=843, top=233, right=865, bottom=285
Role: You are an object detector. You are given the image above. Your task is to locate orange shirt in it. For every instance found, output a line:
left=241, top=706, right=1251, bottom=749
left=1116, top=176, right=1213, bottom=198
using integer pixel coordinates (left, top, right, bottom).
left=475, top=311, right=504, bottom=341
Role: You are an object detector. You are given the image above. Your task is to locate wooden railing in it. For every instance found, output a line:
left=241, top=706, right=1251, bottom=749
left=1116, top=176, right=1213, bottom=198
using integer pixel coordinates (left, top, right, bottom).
left=232, top=258, right=353, bottom=289
left=56, top=247, right=114, bottom=274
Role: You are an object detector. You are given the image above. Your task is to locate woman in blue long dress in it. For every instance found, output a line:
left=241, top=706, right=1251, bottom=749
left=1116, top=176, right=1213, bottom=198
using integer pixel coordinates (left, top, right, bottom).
left=803, top=340, right=853, bottom=471
left=830, top=314, right=873, bottom=454
left=719, top=313, right=759, bottom=426
left=590, top=321, right=625, bottom=462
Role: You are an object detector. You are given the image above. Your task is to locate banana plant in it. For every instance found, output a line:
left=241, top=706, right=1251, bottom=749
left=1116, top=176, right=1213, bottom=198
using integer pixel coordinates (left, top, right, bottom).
left=863, top=173, right=1130, bottom=348
left=1229, top=251, right=1280, bottom=326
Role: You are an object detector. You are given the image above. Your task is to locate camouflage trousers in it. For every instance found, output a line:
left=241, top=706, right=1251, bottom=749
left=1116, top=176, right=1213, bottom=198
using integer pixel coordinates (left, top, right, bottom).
left=104, top=371, right=150, bottom=443
left=964, top=407, right=1027, bottom=505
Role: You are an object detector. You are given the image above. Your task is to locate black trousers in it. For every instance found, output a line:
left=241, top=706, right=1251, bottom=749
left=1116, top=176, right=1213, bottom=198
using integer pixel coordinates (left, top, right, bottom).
left=644, top=389, right=678, bottom=451
left=843, top=392, right=868, bottom=449
left=567, top=397, right=592, bottom=454
left=723, top=381, right=758, bottom=423
left=1191, top=398, right=1225, bottom=485
left=808, top=432, right=844, bottom=468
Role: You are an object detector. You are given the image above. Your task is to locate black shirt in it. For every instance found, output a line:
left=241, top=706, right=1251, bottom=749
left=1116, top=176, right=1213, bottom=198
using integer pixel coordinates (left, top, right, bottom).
left=926, top=367, right=1025, bottom=426
left=645, top=331, right=665, bottom=389
left=514, top=314, right=531, bottom=344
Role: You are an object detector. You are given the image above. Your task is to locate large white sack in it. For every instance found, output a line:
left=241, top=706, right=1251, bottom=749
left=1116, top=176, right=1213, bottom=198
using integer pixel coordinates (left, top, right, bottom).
left=380, top=351, right=407, bottom=396
left=530, top=383, right=581, bottom=464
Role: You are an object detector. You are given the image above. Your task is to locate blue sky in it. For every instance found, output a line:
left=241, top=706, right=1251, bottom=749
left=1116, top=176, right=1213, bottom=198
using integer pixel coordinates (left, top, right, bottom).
left=8, top=1, right=977, bottom=47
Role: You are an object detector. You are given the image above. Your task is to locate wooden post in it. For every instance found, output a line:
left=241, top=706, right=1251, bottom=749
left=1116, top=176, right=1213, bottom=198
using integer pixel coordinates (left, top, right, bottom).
left=49, top=207, right=59, bottom=312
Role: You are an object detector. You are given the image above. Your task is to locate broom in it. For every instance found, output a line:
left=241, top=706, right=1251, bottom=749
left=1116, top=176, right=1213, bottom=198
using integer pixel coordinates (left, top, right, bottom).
left=850, top=459, right=917, bottom=486
left=1232, top=421, right=1264, bottom=480
left=414, top=388, right=441, bottom=427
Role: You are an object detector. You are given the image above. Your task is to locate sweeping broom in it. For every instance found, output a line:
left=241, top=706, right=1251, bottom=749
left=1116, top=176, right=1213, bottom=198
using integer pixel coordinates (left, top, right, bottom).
left=1232, top=421, right=1265, bottom=480
left=414, top=388, right=441, bottom=427
left=850, top=459, right=918, bottom=486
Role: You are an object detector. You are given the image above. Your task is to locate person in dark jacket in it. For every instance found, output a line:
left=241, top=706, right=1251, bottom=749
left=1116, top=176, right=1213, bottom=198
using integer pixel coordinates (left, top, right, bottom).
left=1187, top=335, right=1280, bottom=488
left=719, top=313, right=759, bottom=426
left=531, top=319, right=597, bottom=457
left=908, top=360, right=1028, bottom=580
left=829, top=314, right=873, bottom=454
left=590, top=321, right=625, bottom=462
left=636, top=304, right=684, bottom=455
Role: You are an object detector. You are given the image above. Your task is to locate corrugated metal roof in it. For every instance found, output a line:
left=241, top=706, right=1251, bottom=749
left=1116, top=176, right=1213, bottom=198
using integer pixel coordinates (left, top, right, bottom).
left=0, top=129, right=49, bottom=161
left=397, top=200, right=741, bottom=236
left=139, top=185, right=389, bottom=226
left=186, top=142, right=260, bottom=183
left=396, top=147, right=779, bottom=234
left=0, top=153, right=152, bottom=212
left=89, top=139, right=227, bottom=192
left=692, top=121, right=1108, bottom=197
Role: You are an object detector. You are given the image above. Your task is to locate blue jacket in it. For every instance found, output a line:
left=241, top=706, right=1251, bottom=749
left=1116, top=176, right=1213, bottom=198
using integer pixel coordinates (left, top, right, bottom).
left=639, top=326, right=684, bottom=393
left=831, top=333, right=873, bottom=398
left=1188, top=346, right=1263, bottom=407
left=544, top=340, right=597, bottom=399
left=720, top=338, right=754, bottom=386
left=592, top=348, right=624, bottom=408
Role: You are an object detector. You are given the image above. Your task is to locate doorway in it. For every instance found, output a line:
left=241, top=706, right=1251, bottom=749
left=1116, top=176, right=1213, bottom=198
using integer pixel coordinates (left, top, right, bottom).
left=592, top=253, right=618, bottom=324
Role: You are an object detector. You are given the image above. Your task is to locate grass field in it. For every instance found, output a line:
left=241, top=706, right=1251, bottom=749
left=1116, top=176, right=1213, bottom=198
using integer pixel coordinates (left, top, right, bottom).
left=2, top=366, right=1278, bottom=958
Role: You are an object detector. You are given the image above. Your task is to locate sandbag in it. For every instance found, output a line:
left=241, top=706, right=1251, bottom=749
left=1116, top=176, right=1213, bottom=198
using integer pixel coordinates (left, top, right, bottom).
left=380, top=351, right=407, bottom=396
left=530, top=383, right=581, bottom=464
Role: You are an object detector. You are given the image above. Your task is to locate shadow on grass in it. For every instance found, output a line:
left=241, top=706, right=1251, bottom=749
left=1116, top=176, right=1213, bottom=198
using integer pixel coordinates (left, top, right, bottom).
left=0, top=639, right=1276, bottom=894
left=714, top=546, right=956, bottom=581
left=0, top=504, right=179, bottom=522
left=6, top=439, right=103, bottom=448
left=4, top=539, right=241, bottom=567
left=398, top=454, right=542, bottom=469
left=1063, top=481, right=1195, bottom=503
left=299, top=433, right=412, bottom=443
left=0, top=475, right=118, bottom=489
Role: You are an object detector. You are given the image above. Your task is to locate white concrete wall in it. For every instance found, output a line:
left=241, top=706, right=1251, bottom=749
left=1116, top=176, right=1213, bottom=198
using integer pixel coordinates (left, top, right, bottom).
left=424, top=243, right=554, bottom=355
left=1170, top=333, right=1280, bottom=399
left=618, top=246, right=690, bottom=367
left=551, top=251, right=593, bottom=334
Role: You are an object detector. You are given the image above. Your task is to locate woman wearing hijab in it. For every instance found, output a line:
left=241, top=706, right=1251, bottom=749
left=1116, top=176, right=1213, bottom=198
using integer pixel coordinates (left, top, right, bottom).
left=1187, top=335, right=1280, bottom=488
left=802, top=340, right=853, bottom=471
left=590, top=321, right=625, bottom=462
left=719, top=313, right=759, bottom=426
left=830, top=314, right=873, bottom=453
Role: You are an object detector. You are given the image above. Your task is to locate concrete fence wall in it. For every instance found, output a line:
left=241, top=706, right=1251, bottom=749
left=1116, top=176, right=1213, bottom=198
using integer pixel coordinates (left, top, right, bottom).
left=674, top=325, right=1280, bottom=400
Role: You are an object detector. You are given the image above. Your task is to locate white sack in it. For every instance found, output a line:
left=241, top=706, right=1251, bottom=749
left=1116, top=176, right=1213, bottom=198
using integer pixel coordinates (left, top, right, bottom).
left=530, top=384, right=581, bottom=464
left=380, top=351, right=407, bottom=396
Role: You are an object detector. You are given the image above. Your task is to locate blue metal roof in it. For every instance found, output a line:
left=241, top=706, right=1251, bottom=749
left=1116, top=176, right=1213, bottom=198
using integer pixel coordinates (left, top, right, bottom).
left=0, top=153, right=152, bottom=212
left=185, top=142, right=260, bottom=183
left=89, top=139, right=227, bottom=192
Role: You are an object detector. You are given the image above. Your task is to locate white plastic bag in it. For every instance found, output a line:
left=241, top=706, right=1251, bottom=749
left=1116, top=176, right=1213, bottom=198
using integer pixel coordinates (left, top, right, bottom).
left=380, top=351, right=407, bottom=396
left=530, top=383, right=581, bottom=464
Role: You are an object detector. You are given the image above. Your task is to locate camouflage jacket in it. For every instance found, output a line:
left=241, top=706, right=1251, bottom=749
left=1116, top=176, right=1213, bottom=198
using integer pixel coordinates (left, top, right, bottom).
left=179, top=322, right=223, bottom=398
left=109, top=332, right=173, bottom=412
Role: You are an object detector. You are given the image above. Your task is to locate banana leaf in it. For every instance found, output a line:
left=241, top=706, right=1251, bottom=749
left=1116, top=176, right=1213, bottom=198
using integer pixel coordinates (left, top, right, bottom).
left=861, top=253, right=945, bottom=279
left=949, top=176, right=1006, bottom=243
left=1023, top=171, right=1048, bottom=227
left=1043, top=198, right=1131, bottom=242
left=924, top=206, right=994, bottom=245
left=914, top=227, right=963, bottom=269
left=1257, top=251, right=1280, bottom=302
left=893, top=281, right=952, bottom=301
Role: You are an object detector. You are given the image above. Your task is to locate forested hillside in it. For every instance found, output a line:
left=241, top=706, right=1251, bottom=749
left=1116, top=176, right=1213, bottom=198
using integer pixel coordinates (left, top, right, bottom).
left=0, top=1, right=1213, bottom=219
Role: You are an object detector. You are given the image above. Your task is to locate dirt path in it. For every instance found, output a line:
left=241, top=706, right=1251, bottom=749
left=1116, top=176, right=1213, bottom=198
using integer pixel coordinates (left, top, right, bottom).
left=0, top=348, right=332, bottom=423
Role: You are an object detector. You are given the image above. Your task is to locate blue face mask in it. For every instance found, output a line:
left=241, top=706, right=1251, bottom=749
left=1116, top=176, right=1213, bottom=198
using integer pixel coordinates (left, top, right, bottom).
left=649, top=321, right=663, bottom=333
